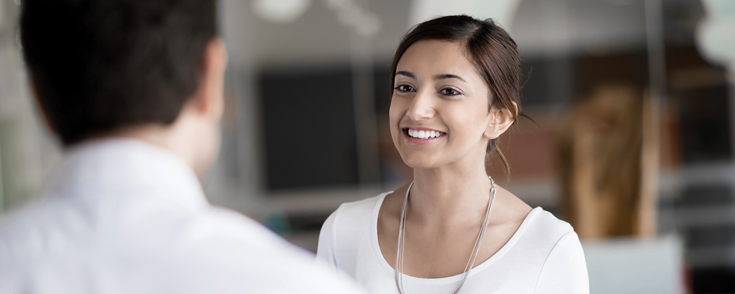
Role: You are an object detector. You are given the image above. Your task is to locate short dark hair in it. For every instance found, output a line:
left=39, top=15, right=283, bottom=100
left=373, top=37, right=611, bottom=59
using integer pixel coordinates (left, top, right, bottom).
left=21, top=0, right=217, bottom=146
left=390, top=15, right=523, bottom=174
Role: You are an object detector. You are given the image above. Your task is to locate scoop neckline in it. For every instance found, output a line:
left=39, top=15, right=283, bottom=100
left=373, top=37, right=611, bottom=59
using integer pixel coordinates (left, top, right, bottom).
left=369, top=192, right=542, bottom=284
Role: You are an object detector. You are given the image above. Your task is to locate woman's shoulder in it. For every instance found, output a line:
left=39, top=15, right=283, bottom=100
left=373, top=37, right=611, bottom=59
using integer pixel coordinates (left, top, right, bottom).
left=530, top=208, right=575, bottom=234
left=519, top=207, right=579, bottom=249
left=498, top=207, right=586, bottom=282
left=339, top=192, right=389, bottom=211
left=332, top=192, right=390, bottom=219
left=526, top=209, right=589, bottom=293
left=322, top=192, right=390, bottom=231
left=317, top=193, right=391, bottom=260
left=494, top=187, right=576, bottom=249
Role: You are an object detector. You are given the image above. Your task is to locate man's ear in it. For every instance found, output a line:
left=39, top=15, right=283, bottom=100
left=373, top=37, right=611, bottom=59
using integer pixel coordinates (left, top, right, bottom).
left=483, top=102, right=517, bottom=139
left=187, top=37, right=228, bottom=120
left=28, top=75, right=57, bottom=136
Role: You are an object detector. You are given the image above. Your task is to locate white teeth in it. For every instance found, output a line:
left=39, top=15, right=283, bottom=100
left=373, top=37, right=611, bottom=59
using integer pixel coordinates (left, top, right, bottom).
left=407, top=129, right=444, bottom=139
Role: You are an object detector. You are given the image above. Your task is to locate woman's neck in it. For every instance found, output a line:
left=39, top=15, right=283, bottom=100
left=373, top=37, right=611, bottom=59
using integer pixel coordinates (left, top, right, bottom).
left=408, top=157, right=493, bottom=227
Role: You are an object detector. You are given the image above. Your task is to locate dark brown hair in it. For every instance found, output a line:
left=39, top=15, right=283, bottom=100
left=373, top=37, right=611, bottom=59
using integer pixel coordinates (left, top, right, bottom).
left=21, top=0, right=217, bottom=146
left=390, top=15, right=522, bottom=174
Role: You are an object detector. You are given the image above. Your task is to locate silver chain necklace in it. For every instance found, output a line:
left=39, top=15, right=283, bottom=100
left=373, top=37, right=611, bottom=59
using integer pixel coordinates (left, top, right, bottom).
left=395, top=177, right=497, bottom=294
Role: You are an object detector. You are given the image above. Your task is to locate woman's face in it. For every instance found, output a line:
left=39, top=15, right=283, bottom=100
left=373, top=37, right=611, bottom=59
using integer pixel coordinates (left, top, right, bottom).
left=389, top=40, right=498, bottom=169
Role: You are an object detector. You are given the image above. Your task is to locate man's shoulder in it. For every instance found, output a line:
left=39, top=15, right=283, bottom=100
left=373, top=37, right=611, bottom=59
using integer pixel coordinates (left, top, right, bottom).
left=0, top=198, right=365, bottom=293
left=179, top=205, right=296, bottom=252
left=0, top=196, right=89, bottom=263
left=0, top=194, right=296, bottom=261
left=130, top=205, right=366, bottom=293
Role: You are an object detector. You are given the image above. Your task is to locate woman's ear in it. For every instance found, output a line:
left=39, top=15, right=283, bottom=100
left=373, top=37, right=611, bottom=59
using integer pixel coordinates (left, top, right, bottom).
left=483, top=102, right=517, bottom=139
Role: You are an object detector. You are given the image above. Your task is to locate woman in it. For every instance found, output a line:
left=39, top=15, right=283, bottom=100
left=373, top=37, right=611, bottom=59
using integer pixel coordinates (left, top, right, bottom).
left=317, top=15, right=589, bottom=294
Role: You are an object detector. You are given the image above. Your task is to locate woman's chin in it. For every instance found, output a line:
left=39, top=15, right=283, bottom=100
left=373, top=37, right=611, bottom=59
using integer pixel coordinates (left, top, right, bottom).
left=401, top=157, right=442, bottom=170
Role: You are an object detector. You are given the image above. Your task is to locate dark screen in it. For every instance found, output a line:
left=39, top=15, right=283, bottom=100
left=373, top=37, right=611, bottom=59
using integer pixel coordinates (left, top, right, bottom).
left=259, top=68, right=359, bottom=190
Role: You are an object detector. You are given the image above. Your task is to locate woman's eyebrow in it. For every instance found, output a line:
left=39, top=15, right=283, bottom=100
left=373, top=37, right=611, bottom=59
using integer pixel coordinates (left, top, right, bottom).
left=396, top=71, right=415, bottom=78
left=433, top=74, right=467, bottom=83
left=396, top=71, right=467, bottom=83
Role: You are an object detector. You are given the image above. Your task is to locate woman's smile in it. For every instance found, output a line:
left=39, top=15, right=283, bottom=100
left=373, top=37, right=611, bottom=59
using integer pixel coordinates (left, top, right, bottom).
left=402, top=127, right=447, bottom=145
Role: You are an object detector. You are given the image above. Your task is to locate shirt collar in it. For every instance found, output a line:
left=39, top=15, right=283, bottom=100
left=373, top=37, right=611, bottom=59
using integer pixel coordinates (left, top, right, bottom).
left=49, top=138, right=209, bottom=212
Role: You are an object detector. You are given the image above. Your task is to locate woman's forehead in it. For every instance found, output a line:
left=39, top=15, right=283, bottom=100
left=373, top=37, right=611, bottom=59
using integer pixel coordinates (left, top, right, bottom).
left=396, top=40, right=479, bottom=77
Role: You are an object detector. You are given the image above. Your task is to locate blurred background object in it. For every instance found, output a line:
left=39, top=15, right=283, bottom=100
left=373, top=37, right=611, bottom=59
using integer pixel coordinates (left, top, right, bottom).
left=252, top=0, right=312, bottom=24
left=696, top=0, right=735, bottom=72
left=557, top=83, right=655, bottom=239
left=1, top=0, right=735, bottom=292
left=0, top=0, right=60, bottom=215
left=583, top=235, right=685, bottom=294
left=408, top=0, right=522, bottom=29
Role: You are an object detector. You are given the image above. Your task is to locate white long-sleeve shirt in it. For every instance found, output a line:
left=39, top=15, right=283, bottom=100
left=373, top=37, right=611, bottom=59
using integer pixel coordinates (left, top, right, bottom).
left=317, top=193, right=589, bottom=294
left=0, top=139, right=364, bottom=294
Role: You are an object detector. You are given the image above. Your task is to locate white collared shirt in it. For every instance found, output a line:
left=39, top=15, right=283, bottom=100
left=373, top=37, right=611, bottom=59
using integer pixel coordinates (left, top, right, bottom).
left=0, top=139, right=364, bottom=294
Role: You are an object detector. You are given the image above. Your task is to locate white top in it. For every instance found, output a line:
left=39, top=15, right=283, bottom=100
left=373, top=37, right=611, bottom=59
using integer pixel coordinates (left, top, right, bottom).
left=317, top=193, right=589, bottom=294
left=0, top=139, right=364, bottom=294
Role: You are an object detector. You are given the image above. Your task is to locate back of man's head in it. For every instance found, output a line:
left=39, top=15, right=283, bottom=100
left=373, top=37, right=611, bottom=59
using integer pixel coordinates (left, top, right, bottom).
left=20, top=0, right=217, bottom=146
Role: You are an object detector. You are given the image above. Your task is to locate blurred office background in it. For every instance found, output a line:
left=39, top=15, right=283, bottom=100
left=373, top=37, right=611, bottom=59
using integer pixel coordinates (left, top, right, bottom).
left=1, top=0, right=735, bottom=293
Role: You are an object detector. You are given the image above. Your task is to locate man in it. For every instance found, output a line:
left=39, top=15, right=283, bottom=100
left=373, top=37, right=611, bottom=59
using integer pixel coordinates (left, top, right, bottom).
left=0, top=1, right=363, bottom=293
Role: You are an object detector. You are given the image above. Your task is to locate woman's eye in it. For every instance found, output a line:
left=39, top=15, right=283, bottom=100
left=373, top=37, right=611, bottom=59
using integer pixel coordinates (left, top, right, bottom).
left=440, top=88, right=461, bottom=96
left=395, top=85, right=415, bottom=92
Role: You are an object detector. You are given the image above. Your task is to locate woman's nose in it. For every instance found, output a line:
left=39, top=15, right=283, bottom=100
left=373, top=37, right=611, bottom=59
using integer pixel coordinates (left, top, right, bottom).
left=406, top=90, right=435, bottom=122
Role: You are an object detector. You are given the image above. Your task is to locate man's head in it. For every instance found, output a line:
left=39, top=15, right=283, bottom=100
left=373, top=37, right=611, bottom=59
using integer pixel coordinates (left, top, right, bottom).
left=21, top=0, right=226, bottom=176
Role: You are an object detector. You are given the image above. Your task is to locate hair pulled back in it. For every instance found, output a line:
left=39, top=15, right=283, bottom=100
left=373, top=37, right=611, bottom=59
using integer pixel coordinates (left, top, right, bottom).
left=390, top=15, right=523, bottom=174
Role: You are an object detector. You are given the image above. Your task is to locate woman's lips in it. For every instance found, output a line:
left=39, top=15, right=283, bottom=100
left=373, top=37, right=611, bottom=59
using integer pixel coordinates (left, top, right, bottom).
left=402, top=127, right=446, bottom=145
